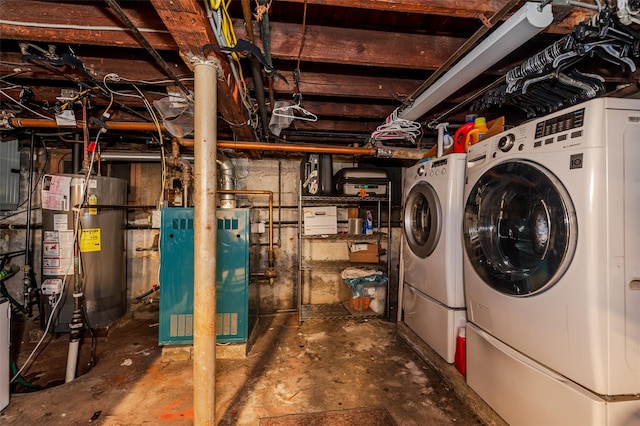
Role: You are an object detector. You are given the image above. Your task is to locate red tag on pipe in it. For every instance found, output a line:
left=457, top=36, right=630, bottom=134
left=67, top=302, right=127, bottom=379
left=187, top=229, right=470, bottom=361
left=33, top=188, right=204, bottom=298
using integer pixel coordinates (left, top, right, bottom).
left=88, top=142, right=97, bottom=152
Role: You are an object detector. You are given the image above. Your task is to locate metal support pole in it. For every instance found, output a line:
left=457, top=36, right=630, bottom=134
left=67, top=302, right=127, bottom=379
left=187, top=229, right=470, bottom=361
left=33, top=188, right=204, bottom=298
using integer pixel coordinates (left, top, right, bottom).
left=22, top=131, right=36, bottom=315
left=193, top=59, right=218, bottom=426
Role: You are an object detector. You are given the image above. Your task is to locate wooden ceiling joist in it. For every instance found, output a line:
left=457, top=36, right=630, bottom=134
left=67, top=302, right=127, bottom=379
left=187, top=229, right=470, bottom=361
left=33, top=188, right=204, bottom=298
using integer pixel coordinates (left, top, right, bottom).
left=149, top=0, right=255, bottom=142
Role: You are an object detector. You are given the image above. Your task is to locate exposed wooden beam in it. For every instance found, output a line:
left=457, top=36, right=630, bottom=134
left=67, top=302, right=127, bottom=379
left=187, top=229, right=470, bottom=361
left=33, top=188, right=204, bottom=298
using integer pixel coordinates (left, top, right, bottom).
left=148, top=0, right=255, bottom=141
left=270, top=72, right=422, bottom=100
left=1, top=0, right=585, bottom=59
left=2, top=0, right=584, bottom=70
left=278, top=0, right=508, bottom=18
left=0, top=0, right=177, bottom=49
left=291, top=119, right=379, bottom=134
left=259, top=0, right=590, bottom=32
left=1, top=52, right=191, bottom=82
left=234, top=19, right=463, bottom=70
left=300, top=101, right=394, bottom=119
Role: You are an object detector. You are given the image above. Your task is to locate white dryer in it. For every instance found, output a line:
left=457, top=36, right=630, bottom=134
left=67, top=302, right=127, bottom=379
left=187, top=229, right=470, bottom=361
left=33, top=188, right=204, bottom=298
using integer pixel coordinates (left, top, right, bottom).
left=462, top=97, right=640, bottom=426
left=402, top=154, right=466, bottom=363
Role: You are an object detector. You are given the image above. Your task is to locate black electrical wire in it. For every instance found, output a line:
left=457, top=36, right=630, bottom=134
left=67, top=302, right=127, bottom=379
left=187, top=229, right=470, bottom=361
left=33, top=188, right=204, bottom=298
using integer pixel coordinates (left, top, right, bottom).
left=104, top=0, right=192, bottom=99
left=19, top=56, right=150, bottom=122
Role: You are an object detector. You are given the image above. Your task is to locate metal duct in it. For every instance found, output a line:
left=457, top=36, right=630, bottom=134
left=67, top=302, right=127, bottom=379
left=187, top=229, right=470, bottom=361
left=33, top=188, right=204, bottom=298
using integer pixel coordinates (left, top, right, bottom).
left=99, top=151, right=234, bottom=208
left=217, top=152, right=236, bottom=209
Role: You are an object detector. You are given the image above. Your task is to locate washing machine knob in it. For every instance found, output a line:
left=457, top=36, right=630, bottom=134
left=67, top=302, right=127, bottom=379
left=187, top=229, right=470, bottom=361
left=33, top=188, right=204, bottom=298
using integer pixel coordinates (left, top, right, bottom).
left=498, top=133, right=515, bottom=152
left=417, top=165, right=426, bottom=176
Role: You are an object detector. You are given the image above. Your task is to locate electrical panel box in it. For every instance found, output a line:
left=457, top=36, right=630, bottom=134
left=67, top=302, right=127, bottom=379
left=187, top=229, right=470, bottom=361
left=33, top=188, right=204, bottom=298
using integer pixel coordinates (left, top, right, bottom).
left=159, top=208, right=254, bottom=345
left=0, top=139, right=20, bottom=211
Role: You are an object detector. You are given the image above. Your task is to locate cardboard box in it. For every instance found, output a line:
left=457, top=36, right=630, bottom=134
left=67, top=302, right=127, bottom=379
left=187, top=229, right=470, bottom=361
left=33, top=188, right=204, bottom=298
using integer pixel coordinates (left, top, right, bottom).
left=348, top=242, right=380, bottom=263
left=303, top=206, right=337, bottom=235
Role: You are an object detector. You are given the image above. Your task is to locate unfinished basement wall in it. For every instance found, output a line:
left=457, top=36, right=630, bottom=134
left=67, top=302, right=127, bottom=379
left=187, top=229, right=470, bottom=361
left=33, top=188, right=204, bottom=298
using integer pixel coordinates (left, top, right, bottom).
left=0, top=151, right=401, bottom=322
left=0, top=146, right=45, bottom=318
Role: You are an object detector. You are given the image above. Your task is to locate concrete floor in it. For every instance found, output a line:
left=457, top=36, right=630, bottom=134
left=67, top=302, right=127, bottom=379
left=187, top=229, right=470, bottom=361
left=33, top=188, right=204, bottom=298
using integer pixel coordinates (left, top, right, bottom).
left=1, top=303, right=492, bottom=425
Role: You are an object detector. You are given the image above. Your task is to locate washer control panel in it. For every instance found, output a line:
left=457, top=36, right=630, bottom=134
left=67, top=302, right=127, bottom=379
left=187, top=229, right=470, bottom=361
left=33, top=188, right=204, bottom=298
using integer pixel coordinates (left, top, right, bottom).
left=497, top=133, right=515, bottom=152
left=416, top=157, right=448, bottom=177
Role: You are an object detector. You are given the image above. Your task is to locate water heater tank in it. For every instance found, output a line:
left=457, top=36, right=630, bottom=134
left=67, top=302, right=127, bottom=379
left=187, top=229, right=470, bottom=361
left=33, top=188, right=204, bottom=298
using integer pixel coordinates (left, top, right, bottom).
left=41, top=174, right=127, bottom=332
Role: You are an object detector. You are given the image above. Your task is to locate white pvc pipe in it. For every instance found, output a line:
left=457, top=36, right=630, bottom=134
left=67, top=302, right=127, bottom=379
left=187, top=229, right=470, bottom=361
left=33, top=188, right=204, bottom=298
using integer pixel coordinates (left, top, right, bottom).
left=64, top=340, right=79, bottom=383
left=435, top=122, right=449, bottom=158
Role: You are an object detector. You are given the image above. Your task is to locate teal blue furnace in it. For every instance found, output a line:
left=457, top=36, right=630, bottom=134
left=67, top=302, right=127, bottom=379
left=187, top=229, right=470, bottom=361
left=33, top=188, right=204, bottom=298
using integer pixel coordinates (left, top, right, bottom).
left=158, top=207, right=257, bottom=345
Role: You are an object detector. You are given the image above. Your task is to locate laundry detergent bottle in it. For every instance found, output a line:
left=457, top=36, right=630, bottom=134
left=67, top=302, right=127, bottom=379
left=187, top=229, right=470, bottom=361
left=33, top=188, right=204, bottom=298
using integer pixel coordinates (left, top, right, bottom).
left=464, top=117, right=489, bottom=151
left=453, top=114, right=477, bottom=153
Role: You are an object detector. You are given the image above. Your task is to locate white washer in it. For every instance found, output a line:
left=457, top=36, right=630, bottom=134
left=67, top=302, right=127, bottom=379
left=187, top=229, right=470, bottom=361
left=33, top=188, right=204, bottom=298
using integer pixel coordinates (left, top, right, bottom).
left=462, top=97, right=640, bottom=425
left=402, top=154, right=466, bottom=363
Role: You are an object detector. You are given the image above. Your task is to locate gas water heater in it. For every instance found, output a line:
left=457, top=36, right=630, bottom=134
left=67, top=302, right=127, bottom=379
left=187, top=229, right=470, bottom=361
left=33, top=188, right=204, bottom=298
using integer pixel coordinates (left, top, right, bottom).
left=41, top=174, right=127, bottom=332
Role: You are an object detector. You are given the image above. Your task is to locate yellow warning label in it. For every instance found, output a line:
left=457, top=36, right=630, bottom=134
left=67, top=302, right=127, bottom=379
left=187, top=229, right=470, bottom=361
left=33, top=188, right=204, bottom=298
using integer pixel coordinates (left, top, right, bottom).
left=80, top=228, right=101, bottom=252
left=88, top=194, right=98, bottom=215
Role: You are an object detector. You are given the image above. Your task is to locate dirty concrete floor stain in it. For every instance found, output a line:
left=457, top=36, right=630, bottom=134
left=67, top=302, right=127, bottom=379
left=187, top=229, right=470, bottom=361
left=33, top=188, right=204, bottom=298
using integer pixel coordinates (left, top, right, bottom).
left=1, top=305, right=483, bottom=425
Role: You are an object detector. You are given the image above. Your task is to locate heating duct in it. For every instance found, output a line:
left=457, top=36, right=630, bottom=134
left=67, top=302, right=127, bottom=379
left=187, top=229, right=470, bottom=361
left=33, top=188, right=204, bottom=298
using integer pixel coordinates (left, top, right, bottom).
left=217, top=153, right=236, bottom=209
left=99, top=149, right=236, bottom=207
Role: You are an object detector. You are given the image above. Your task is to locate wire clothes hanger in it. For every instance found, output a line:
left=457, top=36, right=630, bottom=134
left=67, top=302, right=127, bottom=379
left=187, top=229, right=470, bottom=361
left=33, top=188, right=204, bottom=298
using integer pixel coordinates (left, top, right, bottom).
left=271, top=69, right=317, bottom=122
left=271, top=0, right=317, bottom=123
left=472, top=6, right=639, bottom=117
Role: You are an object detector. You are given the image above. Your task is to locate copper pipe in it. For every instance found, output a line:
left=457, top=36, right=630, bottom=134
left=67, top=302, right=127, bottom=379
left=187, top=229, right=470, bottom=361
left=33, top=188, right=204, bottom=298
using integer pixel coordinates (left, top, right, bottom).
left=218, top=140, right=376, bottom=156
left=177, top=137, right=376, bottom=156
left=82, top=98, right=89, bottom=172
left=9, top=118, right=167, bottom=132
left=175, top=137, right=194, bottom=147
left=11, top=118, right=377, bottom=156
left=171, top=139, right=181, bottom=166
left=218, top=189, right=278, bottom=280
left=241, top=0, right=256, bottom=42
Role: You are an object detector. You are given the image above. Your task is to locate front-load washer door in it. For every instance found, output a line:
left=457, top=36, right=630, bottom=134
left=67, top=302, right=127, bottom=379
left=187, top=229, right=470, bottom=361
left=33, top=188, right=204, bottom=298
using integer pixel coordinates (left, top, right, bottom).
left=404, top=181, right=442, bottom=258
left=463, top=160, right=577, bottom=296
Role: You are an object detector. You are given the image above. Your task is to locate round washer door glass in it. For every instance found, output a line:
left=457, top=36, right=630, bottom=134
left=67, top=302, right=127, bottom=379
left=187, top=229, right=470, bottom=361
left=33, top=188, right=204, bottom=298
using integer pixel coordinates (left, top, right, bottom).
left=404, top=181, right=441, bottom=258
left=463, top=160, right=577, bottom=296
